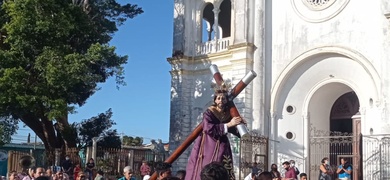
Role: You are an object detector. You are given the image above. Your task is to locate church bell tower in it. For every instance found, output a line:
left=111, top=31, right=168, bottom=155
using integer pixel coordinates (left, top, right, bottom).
left=168, top=0, right=269, bottom=176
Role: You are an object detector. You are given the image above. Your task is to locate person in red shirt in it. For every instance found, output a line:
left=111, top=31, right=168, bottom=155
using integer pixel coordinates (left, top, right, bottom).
left=73, top=163, right=81, bottom=180
left=282, top=161, right=297, bottom=180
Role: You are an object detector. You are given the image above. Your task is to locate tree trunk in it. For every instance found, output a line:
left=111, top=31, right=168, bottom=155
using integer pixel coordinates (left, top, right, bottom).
left=20, top=113, right=70, bottom=165
left=43, top=142, right=56, bottom=166
left=56, top=115, right=77, bottom=148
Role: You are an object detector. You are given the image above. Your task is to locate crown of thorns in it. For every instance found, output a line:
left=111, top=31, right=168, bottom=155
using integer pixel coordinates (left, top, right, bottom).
left=211, top=81, right=232, bottom=93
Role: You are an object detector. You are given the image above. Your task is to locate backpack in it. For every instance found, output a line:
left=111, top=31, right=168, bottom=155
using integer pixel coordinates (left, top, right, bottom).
left=294, top=167, right=300, bottom=176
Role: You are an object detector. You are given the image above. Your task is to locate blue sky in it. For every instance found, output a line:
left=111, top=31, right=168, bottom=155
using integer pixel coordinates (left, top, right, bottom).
left=13, top=0, right=174, bottom=144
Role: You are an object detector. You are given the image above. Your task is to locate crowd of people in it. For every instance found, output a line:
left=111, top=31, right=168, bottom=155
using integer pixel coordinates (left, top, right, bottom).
left=2, top=156, right=353, bottom=180
left=1, top=155, right=102, bottom=180
left=2, top=85, right=353, bottom=180
left=240, top=160, right=306, bottom=180
left=4, top=166, right=90, bottom=180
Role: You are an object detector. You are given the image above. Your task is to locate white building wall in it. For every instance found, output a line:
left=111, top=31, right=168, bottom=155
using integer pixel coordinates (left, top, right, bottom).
left=271, top=0, right=390, bottom=133
left=270, top=1, right=390, bottom=178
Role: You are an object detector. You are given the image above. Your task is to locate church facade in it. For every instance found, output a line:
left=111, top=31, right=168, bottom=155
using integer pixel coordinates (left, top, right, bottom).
left=168, top=0, right=390, bottom=179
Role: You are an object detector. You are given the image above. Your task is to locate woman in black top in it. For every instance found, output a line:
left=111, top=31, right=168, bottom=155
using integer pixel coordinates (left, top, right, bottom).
left=270, top=164, right=281, bottom=180
left=85, top=158, right=95, bottom=180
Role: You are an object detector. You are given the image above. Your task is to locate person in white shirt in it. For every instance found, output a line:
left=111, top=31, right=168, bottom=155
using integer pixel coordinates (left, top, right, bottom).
left=142, top=175, right=150, bottom=180
left=244, top=173, right=255, bottom=180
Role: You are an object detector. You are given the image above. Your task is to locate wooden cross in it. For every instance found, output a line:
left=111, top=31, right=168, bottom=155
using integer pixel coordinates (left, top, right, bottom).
left=209, top=64, right=257, bottom=138
left=149, top=64, right=256, bottom=180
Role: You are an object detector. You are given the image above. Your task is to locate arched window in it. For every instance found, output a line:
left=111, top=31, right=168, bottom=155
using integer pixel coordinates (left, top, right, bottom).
left=202, top=3, right=215, bottom=42
left=219, top=0, right=231, bottom=38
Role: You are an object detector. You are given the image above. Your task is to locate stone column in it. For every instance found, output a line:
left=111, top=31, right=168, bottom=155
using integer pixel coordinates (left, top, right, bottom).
left=352, top=113, right=361, bottom=180
left=268, top=111, right=277, bottom=167
left=172, top=0, right=185, bottom=56
left=233, top=0, right=248, bottom=43
left=194, top=11, right=202, bottom=55
left=213, top=8, right=220, bottom=52
left=207, top=22, right=213, bottom=42
left=302, top=112, right=310, bottom=175
left=252, top=0, right=265, bottom=133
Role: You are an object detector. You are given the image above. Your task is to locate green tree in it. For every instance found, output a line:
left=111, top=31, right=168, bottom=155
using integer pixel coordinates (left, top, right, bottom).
left=77, top=108, right=121, bottom=148
left=0, top=0, right=143, bottom=163
left=122, top=135, right=143, bottom=146
left=0, top=117, right=18, bottom=146
left=97, top=130, right=121, bottom=148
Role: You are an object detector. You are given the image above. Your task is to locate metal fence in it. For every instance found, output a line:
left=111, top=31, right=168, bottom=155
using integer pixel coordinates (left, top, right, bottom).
left=309, top=130, right=359, bottom=179
left=362, top=135, right=390, bottom=180
left=309, top=133, right=390, bottom=180
left=64, top=147, right=160, bottom=180
left=65, top=147, right=84, bottom=166
left=6, top=147, right=157, bottom=180
left=7, top=149, right=46, bottom=173
left=239, top=132, right=268, bottom=179
left=92, top=147, right=158, bottom=179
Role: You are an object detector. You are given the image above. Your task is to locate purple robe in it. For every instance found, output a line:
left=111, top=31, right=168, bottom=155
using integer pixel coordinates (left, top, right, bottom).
left=185, top=107, right=240, bottom=180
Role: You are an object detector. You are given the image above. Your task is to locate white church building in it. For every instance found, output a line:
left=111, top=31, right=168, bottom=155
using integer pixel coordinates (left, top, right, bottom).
left=167, top=0, right=390, bottom=179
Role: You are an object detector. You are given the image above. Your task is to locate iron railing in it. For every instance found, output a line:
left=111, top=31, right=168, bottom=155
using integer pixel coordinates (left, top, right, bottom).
left=362, top=135, right=390, bottom=180
left=239, top=132, right=268, bottom=179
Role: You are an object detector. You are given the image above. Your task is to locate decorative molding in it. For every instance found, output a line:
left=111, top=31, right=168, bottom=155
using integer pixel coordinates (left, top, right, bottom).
left=167, top=43, right=254, bottom=66
left=309, top=123, right=353, bottom=137
left=291, top=0, right=350, bottom=23
left=228, top=42, right=255, bottom=50
left=169, top=68, right=211, bottom=76
left=302, top=0, right=336, bottom=11
left=271, top=46, right=381, bottom=113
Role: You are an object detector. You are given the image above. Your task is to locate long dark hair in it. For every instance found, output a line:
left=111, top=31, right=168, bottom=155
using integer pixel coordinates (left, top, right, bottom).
left=212, top=90, right=229, bottom=111
left=321, top=157, right=328, bottom=164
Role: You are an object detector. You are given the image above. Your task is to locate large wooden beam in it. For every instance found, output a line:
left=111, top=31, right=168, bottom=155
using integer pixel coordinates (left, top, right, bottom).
left=149, top=65, right=256, bottom=180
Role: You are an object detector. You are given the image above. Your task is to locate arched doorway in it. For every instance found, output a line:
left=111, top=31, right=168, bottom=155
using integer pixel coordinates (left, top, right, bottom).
left=309, top=91, right=361, bottom=179
left=329, top=91, right=361, bottom=180
left=307, top=87, right=362, bottom=179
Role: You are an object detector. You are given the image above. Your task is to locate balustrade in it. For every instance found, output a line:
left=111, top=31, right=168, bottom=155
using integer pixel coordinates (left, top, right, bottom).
left=197, top=37, right=231, bottom=55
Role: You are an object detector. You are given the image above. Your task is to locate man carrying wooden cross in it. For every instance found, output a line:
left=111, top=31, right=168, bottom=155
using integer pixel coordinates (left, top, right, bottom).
left=185, top=65, right=256, bottom=180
